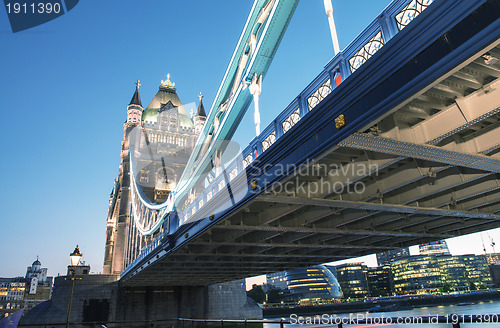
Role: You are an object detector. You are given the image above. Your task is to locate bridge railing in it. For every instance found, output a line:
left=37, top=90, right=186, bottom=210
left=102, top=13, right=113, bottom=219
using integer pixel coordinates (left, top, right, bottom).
left=19, top=314, right=499, bottom=328
left=179, top=315, right=499, bottom=328
left=178, top=0, right=435, bottom=229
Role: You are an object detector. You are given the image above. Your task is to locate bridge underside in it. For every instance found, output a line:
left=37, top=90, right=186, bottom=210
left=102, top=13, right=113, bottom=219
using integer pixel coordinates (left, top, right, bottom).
left=122, top=1, right=500, bottom=287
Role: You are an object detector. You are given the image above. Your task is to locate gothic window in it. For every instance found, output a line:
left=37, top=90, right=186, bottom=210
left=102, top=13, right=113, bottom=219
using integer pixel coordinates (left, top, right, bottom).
left=170, top=115, right=177, bottom=128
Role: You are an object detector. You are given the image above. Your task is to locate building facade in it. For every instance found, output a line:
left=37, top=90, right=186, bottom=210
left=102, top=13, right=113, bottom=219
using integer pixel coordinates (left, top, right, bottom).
left=436, top=255, right=468, bottom=291
left=285, top=265, right=342, bottom=302
left=391, top=255, right=442, bottom=295
left=103, top=77, right=206, bottom=274
left=0, top=277, right=25, bottom=318
left=391, top=254, right=493, bottom=295
left=266, top=271, right=288, bottom=291
left=366, top=265, right=392, bottom=297
left=460, top=254, right=493, bottom=289
left=419, top=240, right=451, bottom=256
left=334, top=263, right=369, bottom=299
left=376, top=247, right=410, bottom=266
left=23, top=258, right=53, bottom=313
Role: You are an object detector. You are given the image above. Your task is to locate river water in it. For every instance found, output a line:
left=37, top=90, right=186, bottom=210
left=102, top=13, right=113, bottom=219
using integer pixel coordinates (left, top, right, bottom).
left=265, top=300, right=500, bottom=327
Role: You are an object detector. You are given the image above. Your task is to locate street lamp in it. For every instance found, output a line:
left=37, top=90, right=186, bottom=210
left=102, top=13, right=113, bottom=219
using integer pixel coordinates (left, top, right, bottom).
left=66, top=245, right=82, bottom=328
left=69, top=245, right=82, bottom=267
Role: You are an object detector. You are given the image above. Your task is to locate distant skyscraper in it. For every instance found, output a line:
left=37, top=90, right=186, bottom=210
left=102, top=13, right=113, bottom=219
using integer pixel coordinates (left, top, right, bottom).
left=419, top=240, right=451, bottom=256
left=376, top=247, right=410, bottom=266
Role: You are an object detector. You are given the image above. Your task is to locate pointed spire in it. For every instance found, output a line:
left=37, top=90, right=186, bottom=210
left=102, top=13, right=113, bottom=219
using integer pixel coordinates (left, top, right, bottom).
left=196, top=92, right=206, bottom=117
left=129, top=80, right=142, bottom=107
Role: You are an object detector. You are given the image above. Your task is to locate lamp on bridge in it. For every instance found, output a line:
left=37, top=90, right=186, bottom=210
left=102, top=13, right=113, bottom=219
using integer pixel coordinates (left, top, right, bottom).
left=69, top=245, right=82, bottom=267
left=66, top=245, right=83, bottom=328
left=67, top=245, right=90, bottom=275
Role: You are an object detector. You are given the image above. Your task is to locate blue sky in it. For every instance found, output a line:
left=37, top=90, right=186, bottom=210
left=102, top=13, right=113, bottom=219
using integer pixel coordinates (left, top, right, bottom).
left=1, top=1, right=499, bottom=279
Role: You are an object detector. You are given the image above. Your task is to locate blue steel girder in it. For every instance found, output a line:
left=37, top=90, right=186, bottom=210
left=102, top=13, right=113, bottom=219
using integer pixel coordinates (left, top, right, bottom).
left=175, top=0, right=300, bottom=207
left=121, top=0, right=500, bottom=285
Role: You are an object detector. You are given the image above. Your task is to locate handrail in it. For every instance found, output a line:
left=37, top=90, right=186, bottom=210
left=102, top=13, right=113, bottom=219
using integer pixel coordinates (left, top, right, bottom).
left=179, top=314, right=500, bottom=328
left=18, top=314, right=500, bottom=327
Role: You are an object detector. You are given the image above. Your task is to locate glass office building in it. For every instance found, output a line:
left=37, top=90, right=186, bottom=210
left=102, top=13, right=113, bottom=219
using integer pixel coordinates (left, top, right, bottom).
left=391, top=255, right=442, bottom=294
left=437, top=255, right=468, bottom=290
left=419, top=240, right=451, bottom=256
left=335, top=263, right=369, bottom=299
left=460, top=254, right=493, bottom=288
left=266, top=271, right=288, bottom=290
left=285, top=265, right=342, bottom=301
left=367, top=265, right=392, bottom=297
left=376, top=247, right=410, bottom=266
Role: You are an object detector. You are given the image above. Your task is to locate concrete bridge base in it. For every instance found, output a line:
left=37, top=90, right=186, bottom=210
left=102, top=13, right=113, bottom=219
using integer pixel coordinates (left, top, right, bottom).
left=20, top=274, right=262, bottom=327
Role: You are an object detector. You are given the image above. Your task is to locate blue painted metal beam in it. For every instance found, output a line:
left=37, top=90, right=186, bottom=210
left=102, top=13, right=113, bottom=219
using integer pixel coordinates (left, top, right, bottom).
left=174, top=0, right=301, bottom=209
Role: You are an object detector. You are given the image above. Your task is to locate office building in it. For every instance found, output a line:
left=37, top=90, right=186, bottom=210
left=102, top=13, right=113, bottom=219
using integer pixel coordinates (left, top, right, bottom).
left=367, top=265, right=392, bottom=297
left=376, top=247, right=410, bottom=266
left=285, top=265, right=342, bottom=301
left=335, top=263, right=369, bottom=299
left=391, top=255, right=442, bottom=294
left=0, top=277, right=25, bottom=318
left=419, top=240, right=451, bottom=256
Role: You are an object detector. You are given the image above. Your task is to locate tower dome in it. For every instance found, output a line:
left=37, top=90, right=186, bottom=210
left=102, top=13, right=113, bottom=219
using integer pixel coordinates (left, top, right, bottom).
left=32, top=257, right=41, bottom=270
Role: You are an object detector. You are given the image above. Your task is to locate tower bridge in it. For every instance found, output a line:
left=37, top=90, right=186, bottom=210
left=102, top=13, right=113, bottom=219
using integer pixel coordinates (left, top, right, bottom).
left=104, top=0, right=500, bottom=287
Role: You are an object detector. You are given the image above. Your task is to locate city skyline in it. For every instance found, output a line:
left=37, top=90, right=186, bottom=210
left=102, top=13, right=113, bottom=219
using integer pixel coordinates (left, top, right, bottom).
left=1, top=0, right=500, bottom=280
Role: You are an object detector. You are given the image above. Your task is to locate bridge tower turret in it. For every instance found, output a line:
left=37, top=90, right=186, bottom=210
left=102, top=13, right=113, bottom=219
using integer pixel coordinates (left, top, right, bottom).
left=103, top=81, right=143, bottom=275
left=194, top=92, right=206, bottom=135
left=126, top=80, right=143, bottom=125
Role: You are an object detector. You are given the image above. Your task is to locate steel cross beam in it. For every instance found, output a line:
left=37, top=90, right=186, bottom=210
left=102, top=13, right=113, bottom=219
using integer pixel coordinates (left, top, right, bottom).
left=214, top=224, right=453, bottom=239
left=340, top=133, right=500, bottom=173
left=257, top=195, right=500, bottom=221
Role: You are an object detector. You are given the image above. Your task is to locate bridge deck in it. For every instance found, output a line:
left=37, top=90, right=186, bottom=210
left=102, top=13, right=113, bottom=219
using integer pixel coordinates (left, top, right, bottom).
left=122, top=0, right=500, bottom=286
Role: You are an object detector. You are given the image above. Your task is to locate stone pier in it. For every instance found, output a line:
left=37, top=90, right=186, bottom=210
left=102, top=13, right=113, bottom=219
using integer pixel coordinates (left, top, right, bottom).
left=20, top=274, right=262, bottom=327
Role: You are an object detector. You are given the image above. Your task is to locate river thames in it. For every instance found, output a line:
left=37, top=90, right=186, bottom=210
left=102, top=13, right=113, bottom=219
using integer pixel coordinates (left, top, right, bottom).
left=266, top=300, right=500, bottom=327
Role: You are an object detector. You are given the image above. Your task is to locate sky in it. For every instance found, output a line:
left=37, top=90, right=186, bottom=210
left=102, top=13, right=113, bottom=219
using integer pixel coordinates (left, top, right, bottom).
left=1, top=1, right=499, bottom=280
